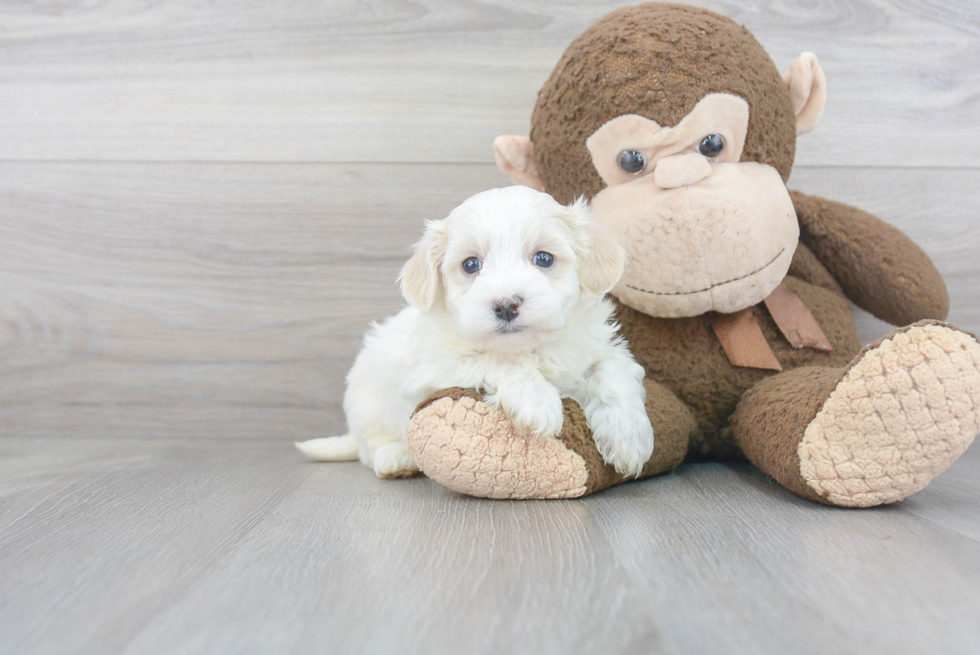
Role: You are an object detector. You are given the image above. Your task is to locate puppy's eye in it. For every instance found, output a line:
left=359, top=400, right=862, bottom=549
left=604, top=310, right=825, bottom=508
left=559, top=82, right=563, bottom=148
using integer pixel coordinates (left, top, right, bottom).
left=617, top=150, right=646, bottom=175
left=533, top=251, right=554, bottom=268
left=697, top=134, right=725, bottom=158
left=462, top=257, right=482, bottom=275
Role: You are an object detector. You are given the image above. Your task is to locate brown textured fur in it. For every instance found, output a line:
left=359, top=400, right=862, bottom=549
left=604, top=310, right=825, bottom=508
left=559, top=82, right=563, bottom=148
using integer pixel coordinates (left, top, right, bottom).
left=616, top=273, right=861, bottom=459
left=531, top=2, right=797, bottom=204
left=731, top=366, right=843, bottom=504
left=791, top=191, right=950, bottom=325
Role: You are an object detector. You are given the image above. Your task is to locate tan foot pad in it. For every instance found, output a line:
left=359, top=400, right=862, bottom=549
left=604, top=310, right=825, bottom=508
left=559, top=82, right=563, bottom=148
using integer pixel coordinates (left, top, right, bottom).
left=799, top=323, right=980, bottom=507
left=407, top=394, right=589, bottom=499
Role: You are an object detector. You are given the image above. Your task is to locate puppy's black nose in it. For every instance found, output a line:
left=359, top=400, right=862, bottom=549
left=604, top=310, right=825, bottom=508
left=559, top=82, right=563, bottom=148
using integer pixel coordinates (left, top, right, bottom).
left=492, top=297, right=522, bottom=323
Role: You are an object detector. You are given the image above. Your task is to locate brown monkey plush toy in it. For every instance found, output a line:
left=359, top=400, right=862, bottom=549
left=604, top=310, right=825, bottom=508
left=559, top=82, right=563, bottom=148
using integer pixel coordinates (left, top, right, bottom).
left=404, top=2, right=980, bottom=506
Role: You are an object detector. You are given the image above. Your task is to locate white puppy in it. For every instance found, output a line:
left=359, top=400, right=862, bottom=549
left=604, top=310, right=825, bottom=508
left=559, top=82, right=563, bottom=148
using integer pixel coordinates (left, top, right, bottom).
left=296, top=186, right=653, bottom=478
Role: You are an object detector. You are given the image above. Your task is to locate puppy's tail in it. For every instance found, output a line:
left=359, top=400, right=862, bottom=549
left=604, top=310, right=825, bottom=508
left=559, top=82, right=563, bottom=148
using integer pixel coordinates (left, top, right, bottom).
left=294, top=435, right=359, bottom=461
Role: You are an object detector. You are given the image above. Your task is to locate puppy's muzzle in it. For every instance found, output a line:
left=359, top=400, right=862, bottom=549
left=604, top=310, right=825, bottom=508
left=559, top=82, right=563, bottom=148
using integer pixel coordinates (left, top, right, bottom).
left=492, top=296, right=523, bottom=323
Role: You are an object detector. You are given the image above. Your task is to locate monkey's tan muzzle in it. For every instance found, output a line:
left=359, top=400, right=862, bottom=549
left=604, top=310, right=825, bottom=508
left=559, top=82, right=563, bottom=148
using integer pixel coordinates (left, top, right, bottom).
left=591, top=162, right=800, bottom=318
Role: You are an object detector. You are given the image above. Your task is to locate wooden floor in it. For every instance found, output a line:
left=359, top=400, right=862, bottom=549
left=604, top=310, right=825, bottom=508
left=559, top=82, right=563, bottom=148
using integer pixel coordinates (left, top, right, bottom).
left=2, top=1, right=979, bottom=653
left=1, top=438, right=978, bottom=655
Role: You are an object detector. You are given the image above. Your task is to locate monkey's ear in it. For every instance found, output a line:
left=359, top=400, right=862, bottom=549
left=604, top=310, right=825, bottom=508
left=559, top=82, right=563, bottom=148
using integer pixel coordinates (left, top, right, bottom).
left=783, top=52, right=827, bottom=135
left=493, top=136, right=546, bottom=192
left=399, top=219, right=448, bottom=310
left=565, top=198, right=626, bottom=296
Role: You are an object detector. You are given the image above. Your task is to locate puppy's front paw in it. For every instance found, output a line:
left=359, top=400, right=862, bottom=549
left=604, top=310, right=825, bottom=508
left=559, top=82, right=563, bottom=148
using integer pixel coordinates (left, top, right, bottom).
left=494, top=384, right=564, bottom=439
left=590, top=408, right=654, bottom=478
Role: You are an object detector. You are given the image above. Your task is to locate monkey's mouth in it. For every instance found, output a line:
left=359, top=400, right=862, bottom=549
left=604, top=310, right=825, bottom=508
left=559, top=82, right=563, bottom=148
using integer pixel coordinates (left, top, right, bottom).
left=624, top=247, right=785, bottom=297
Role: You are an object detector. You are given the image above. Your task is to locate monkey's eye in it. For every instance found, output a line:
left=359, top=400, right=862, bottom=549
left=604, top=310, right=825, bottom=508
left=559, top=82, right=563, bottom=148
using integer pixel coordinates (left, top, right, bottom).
left=697, top=134, right=725, bottom=158
left=533, top=251, right=554, bottom=268
left=462, top=257, right=482, bottom=275
left=617, top=150, right=647, bottom=175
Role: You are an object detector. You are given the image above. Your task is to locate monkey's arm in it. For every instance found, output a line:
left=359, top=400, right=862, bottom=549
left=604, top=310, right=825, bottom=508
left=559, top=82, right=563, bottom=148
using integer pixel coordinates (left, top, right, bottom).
left=789, top=190, right=949, bottom=326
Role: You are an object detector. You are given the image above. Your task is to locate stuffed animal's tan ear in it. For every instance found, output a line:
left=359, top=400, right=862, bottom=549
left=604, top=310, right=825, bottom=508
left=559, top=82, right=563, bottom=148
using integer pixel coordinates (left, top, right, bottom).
left=783, top=52, right=827, bottom=135
left=563, top=198, right=625, bottom=296
left=399, top=219, right=447, bottom=310
left=493, top=136, right=546, bottom=191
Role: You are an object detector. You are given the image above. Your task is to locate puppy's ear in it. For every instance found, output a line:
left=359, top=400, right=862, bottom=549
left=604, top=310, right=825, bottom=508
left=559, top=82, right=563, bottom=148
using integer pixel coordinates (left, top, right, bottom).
left=399, top=219, right=448, bottom=310
left=565, top=198, right=626, bottom=296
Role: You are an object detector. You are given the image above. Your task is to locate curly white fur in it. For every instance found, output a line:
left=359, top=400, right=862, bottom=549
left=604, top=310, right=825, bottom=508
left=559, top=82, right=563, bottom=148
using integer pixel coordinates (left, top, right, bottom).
left=296, top=187, right=653, bottom=478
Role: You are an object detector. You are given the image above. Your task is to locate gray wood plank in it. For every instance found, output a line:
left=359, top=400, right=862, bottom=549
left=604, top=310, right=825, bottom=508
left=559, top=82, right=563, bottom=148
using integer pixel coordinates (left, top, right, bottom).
left=590, top=446, right=980, bottom=655
left=1, top=437, right=977, bottom=655
left=0, top=438, right=310, bottom=655
left=0, top=162, right=497, bottom=439
left=0, top=0, right=977, bottom=166
left=1, top=162, right=977, bottom=440
left=0, top=438, right=679, bottom=655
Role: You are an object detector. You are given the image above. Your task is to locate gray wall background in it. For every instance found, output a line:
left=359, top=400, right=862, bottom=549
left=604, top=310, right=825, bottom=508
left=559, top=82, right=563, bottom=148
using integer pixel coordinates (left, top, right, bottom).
left=1, top=0, right=977, bottom=440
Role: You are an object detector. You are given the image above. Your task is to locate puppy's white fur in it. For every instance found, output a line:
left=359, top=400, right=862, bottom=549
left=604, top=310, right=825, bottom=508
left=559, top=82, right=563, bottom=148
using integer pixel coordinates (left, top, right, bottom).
left=296, top=187, right=654, bottom=478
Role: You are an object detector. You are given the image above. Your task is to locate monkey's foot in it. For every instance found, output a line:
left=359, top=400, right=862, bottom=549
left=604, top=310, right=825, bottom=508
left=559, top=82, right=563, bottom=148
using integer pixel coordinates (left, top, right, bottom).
left=406, top=390, right=590, bottom=498
left=799, top=322, right=980, bottom=507
left=406, top=382, right=692, bottom=499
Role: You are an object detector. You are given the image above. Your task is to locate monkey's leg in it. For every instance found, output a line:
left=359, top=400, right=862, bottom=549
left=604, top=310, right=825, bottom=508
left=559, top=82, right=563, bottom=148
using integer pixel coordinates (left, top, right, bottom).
left=405, top=378, right=696, bottom=499
left=733, top=321, right=980, bottom=507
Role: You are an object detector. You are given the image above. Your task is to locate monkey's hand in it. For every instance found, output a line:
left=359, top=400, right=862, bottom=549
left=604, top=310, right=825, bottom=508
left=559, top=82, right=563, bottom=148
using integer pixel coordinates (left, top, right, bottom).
left=790, top=190, right=948, bottom=326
